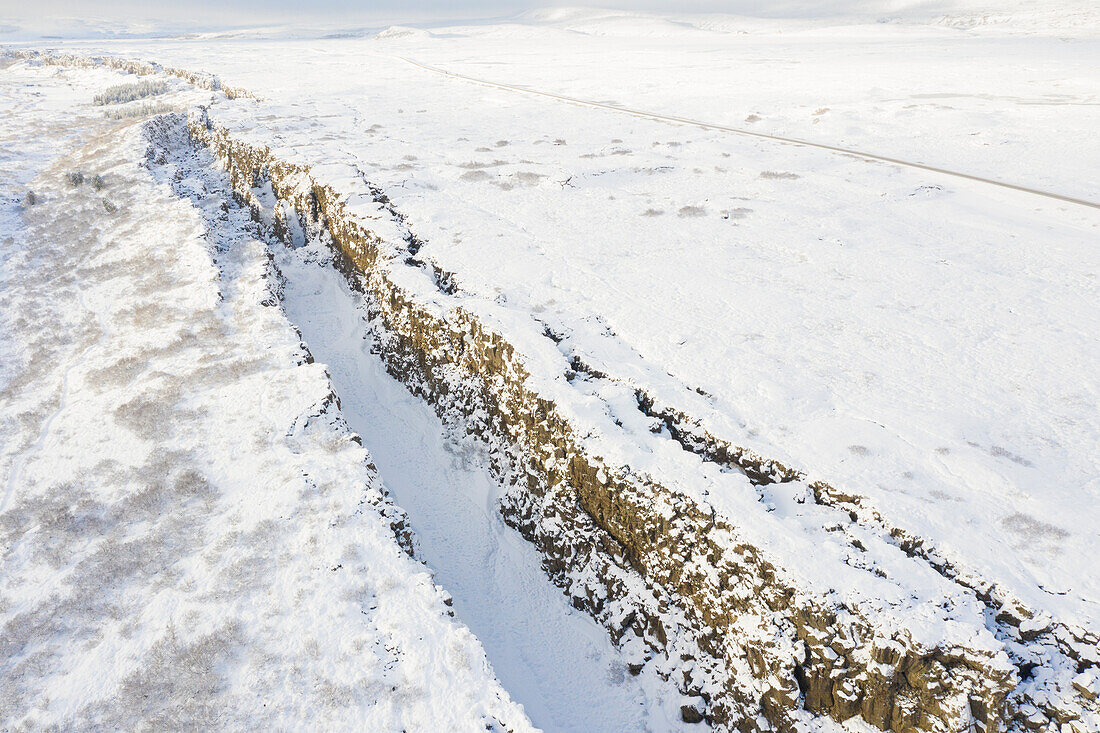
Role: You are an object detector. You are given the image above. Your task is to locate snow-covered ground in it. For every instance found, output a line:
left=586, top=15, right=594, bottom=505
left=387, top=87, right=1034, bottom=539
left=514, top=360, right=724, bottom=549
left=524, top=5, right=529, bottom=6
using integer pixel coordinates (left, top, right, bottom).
left=2, top=3, right=1098, bottom=729
left=0, top=61, right=533, bottom=731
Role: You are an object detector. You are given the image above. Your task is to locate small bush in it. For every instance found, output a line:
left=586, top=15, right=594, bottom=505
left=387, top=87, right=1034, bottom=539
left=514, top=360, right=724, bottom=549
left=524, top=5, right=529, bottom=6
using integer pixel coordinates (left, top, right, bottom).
left=103, top=102, right=175, bottom=120
left=66, top=171, right=85, bottom=187
left=94, top=79, right=169, bottom=106
left=23, top=190, right=39, bottom=206
left=92, top=175, right=106, bottom=190
left=759, top=170, right=800, bottom=180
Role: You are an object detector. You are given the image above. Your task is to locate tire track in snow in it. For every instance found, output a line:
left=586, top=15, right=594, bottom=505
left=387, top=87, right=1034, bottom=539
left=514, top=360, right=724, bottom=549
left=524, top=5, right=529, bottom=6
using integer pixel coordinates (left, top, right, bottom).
left=396, top=55, right=1099, bottom=211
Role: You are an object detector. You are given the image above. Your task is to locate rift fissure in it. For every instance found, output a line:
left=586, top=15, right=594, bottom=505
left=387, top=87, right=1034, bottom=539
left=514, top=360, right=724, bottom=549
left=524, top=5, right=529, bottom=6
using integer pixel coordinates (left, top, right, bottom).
left=182, top=109, right=1024, bottom=732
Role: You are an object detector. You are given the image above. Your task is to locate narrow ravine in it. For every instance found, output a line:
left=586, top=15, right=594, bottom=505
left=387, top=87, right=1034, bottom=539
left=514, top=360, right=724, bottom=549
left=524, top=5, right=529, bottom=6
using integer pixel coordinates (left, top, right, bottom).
left=277, top=242, right=690, bottom=732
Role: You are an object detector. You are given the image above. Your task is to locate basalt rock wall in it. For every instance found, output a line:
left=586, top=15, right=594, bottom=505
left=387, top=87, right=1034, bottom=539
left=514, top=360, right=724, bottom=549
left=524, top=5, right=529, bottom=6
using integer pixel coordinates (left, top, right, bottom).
left=185, top=110, right=1018, bottom=733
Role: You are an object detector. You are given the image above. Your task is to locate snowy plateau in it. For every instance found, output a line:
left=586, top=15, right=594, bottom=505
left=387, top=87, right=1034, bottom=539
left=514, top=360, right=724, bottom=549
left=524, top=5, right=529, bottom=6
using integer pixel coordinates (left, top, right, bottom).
left=0, top=2, right=1098, bottom=732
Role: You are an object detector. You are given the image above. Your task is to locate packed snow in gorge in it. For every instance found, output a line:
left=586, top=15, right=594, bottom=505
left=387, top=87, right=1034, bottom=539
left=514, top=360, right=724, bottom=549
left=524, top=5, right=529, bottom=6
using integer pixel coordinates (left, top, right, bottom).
left=1, top=1, right=1098, bottom=731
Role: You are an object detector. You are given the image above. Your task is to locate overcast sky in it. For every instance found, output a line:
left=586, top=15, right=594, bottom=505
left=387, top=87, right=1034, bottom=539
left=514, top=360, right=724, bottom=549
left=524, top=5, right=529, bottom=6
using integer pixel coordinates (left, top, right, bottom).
left=0, top=0, right=965, bottom=26
left=0, top=0, right=999, bottom=39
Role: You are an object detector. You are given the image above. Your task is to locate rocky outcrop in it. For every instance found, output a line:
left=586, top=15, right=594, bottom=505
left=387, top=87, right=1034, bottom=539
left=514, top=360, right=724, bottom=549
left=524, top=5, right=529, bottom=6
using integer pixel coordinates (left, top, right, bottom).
left=182, top=109, right=1027, bottom=733
left=8, top=49, right=257, bottom=100
left=637, top=393, right=1100, bottom=732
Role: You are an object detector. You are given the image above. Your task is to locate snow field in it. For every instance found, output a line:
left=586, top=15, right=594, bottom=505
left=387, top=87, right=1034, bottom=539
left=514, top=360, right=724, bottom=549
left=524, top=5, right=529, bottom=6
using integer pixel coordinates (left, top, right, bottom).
left=0, top=65, right=531, bottom=732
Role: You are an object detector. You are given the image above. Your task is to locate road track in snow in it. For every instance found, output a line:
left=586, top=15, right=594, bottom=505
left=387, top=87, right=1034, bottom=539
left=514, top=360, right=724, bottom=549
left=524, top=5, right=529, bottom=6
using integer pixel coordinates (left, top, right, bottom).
left=397, top=55, right=1100, bottom=211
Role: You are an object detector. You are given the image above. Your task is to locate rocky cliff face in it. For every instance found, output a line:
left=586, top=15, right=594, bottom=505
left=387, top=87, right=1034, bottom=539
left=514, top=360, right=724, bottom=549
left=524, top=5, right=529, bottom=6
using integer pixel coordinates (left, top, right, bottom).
left=638, top=395, right=1100, bottom=732
left=182, top=108, right=1052, bottom=733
